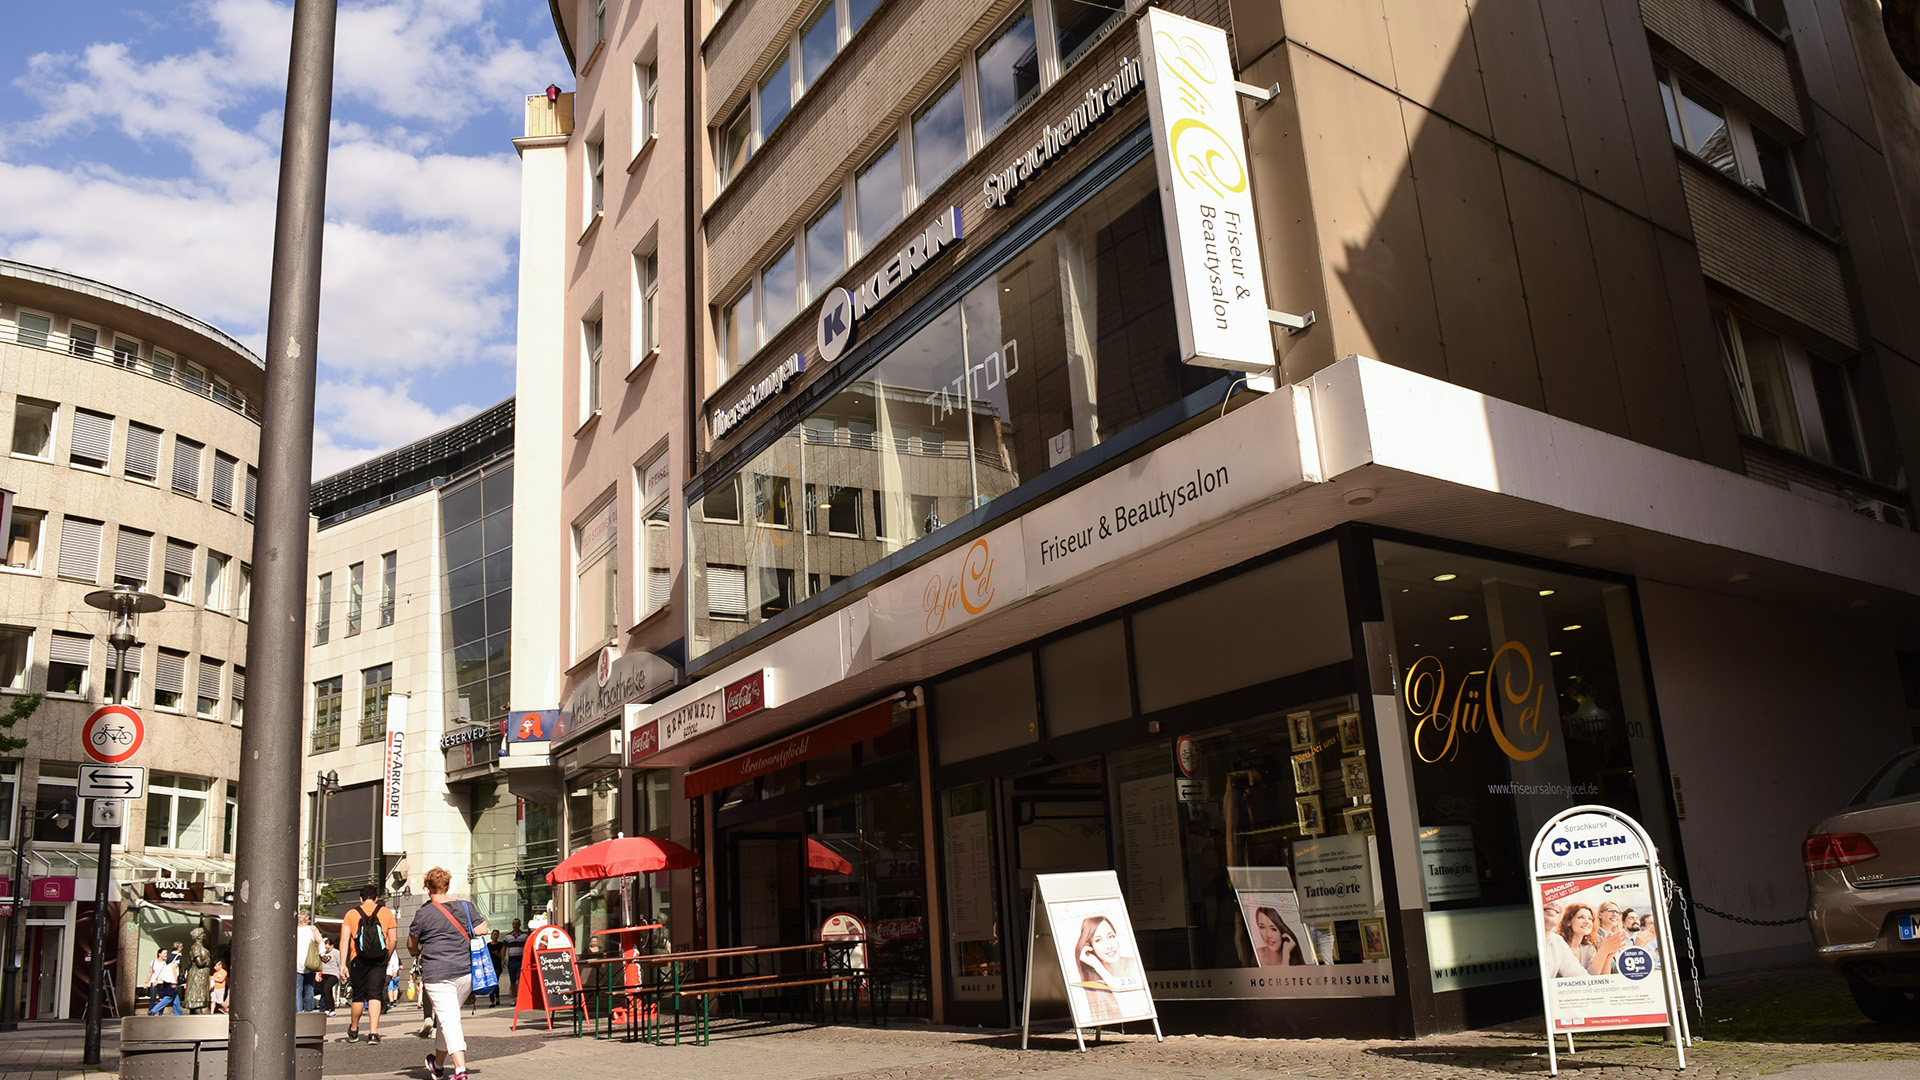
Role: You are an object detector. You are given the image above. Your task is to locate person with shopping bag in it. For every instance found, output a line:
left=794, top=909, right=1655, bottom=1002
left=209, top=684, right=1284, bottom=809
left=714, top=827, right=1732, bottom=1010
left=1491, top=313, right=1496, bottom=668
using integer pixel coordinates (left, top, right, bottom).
left=407, top=867, right=494, bottom=1080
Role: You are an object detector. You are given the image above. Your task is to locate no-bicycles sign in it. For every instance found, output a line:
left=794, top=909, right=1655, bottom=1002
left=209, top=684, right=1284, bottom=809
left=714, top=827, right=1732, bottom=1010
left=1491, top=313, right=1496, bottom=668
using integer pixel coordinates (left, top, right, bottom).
left=82, top=704, right=145, bottom=765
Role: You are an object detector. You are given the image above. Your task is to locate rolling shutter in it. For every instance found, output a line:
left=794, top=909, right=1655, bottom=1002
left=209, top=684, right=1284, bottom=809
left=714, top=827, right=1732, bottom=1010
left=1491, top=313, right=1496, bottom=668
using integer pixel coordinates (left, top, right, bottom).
left=111, top=643, right=142, bottom=675
left=231, top=667, right=245, bottom=700
left=198, top=660, right=223, bottom=699
left=56, top=517, right=103, bottom=582
left=155, top=650, right=186, bottom=695
left=212, top=454, right=236, bottom=509
left=165, top=539, right=195, bottom=577
left=115, top=527, right=153, bottom=584
left=125, top=424, right=161, bottom=480
left=70, top=410, right=112, bottom=463
left=648, top=567, right=673, bottom=611
left=245, top=467, right=257, bottom=517
left=49, top=631, right=91, bottom=666
left=708, top=565, right=747, bottom=617
left=172, top=438, right=202, bottom=495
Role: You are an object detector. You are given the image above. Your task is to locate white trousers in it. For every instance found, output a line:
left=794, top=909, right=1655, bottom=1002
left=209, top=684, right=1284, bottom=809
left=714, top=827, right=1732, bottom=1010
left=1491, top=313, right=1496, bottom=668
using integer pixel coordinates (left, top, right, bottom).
left=423, top=975, right=471, bottom=1056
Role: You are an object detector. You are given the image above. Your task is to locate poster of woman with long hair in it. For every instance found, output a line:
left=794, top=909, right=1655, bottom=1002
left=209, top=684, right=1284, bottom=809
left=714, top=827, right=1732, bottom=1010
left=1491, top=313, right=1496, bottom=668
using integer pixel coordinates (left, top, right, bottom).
left=1046, top=899, right=1156, bottom=1026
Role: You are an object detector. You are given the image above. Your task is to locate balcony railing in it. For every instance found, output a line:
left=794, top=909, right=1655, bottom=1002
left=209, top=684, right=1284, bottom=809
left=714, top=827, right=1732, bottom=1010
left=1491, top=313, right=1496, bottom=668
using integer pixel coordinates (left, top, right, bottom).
left=6, top=325, right=262, bottom=423
left=799, top=424, right=1008, bottom=470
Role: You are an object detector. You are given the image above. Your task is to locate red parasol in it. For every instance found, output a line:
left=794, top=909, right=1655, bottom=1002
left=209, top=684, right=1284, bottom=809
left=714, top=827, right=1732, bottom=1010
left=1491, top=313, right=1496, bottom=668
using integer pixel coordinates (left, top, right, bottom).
left=807, top=838, right=853, bottom=876
left=546, top=836, right=701, bottom=885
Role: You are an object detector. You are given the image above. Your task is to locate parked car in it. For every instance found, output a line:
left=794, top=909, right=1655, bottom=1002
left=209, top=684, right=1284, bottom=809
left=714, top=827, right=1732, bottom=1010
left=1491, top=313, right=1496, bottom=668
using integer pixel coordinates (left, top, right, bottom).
left=1806, top=744, right=1920, bottom=1025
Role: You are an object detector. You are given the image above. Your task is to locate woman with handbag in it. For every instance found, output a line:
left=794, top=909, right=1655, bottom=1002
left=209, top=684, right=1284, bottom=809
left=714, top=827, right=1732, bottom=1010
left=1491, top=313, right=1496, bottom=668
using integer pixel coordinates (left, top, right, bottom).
left=296, top=911, right=322, bottom=1012
left=406, top=867, right=492, bottom=1080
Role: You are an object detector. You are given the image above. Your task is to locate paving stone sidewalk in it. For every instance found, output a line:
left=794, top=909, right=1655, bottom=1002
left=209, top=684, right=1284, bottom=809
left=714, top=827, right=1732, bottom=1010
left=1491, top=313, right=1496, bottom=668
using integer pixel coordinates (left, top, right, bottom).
left=4, top=958, right=1915, bottom=1079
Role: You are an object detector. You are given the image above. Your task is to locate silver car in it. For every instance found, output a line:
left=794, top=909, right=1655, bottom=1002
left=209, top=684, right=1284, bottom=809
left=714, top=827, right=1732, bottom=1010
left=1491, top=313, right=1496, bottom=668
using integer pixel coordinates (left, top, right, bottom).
left=1806, top=744, right=1920, bottom=1025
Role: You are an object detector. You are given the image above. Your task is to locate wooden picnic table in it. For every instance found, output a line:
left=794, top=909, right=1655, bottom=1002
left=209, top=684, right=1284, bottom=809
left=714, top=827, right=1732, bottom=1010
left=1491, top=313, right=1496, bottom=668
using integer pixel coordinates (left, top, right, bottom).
left=630, top=939, right=873, bottom=1046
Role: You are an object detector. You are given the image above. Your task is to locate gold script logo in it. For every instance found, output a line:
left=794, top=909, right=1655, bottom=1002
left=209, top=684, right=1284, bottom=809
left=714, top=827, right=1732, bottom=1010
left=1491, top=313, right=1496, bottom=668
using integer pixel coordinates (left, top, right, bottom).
left=922, top=539, right=997, bottom=635
left=1405, top=641, right=1551, bottom=764
left=1152, top=28, right=1248, bottom=199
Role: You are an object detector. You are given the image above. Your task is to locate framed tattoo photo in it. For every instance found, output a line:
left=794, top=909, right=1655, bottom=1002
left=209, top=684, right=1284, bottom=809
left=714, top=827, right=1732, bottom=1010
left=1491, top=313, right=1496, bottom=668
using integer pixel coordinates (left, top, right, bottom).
left=1342, top=805, right=1376, bottom=835
left=1287, top=710, right=1314, bottom=751
left=1291, top=754, right=1319, bottom=794
left=1358, top=917, right=1390, bottom=959
left=1294, top=795, right=1324, bottom=836
left=1341, top=755, right=1371, bottom=796
left=1337, top=712, right=1364, bottom=753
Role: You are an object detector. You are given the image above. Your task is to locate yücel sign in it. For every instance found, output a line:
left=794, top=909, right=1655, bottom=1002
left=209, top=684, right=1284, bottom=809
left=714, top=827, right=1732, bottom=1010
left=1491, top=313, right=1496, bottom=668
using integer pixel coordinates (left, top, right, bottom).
left=983, top=55, right=1142, bottom=208
left=818, top=206, right=963, bottom=364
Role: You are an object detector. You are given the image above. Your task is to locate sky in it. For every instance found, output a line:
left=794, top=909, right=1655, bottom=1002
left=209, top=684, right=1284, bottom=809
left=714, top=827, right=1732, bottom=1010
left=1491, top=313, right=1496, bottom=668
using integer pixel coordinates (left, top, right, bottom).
left=0, top=0, right=570, bottom=476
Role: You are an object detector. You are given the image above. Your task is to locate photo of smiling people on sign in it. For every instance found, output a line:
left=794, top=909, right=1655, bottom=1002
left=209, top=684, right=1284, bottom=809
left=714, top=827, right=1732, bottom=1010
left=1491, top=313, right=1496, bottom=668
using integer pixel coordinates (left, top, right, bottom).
left=1046, top=899, right=1155, bottom=1026
left=1537, top=871, right=1671, bottom=1032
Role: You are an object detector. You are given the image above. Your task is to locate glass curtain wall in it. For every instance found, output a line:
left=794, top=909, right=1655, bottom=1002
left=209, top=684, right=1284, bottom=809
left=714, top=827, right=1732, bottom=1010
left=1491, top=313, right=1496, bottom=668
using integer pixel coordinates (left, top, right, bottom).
left=466, top=778, right=559, bottom=929
left=691, top=158, right=1219, bottom=656
left=442, top=462, right=513, bottom=727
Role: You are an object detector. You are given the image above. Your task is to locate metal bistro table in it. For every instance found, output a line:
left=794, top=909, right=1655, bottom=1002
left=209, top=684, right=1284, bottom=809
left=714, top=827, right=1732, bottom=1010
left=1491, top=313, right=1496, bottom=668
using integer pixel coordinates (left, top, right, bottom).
left=630, top=938, right=872, bottom=1046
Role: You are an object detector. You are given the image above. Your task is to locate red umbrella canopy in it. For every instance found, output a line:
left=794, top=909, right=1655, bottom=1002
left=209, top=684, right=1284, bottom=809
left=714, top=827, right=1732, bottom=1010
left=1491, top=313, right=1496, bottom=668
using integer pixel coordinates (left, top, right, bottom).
left=547, top=836, right=701, bottom=885
left=807, top=838, right=853, bottom=876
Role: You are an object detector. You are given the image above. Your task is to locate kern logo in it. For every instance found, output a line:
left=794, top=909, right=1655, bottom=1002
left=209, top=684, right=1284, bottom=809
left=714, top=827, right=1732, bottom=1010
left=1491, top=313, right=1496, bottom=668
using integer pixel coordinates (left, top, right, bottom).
left=818, top=287, right=855, bottom=363
left=1551, top=838, right=1572, bottom=857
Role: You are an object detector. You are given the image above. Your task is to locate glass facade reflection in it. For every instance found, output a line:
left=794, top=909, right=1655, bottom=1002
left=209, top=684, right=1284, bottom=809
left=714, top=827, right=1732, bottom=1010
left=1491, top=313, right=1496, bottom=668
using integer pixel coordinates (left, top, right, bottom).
left=691, top=159, right=1220, bottom=656
left=441, top=462, right=513, bottom=725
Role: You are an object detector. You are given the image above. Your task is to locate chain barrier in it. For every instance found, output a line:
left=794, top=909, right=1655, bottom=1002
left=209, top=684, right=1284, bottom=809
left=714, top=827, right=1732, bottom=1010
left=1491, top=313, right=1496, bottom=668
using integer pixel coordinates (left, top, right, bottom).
left=1660, top=868, right=1706, bottom=1031
left=1689, top=900, right=1808, bottom=927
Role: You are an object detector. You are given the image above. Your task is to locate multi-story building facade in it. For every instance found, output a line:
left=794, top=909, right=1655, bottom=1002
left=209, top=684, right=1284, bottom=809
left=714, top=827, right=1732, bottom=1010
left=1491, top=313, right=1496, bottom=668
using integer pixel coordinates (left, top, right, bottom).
left=1, top=260, right=262, bottom=1019
left=517, top=0, right=1920, bottom=1037
left=297, top=402, right=549, bottom=930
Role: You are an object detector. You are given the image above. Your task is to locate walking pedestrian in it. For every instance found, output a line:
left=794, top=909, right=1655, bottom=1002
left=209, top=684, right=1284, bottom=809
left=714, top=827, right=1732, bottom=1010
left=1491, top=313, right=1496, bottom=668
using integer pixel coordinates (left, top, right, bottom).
left=210, top=959, right=229, bottom=1014
left=296, top=910, right=321, bottom=1012
left=408, top=866, right=490, bottom=1080
left=486, top=932, right=505, bottom=1006
left=146, top=945, right=183, bottom=1015
left=339, top=883, right=398, bottom=1044
left=318, top=935, right=342, bottom=1015
left=504, top=918, right=527, bottom=997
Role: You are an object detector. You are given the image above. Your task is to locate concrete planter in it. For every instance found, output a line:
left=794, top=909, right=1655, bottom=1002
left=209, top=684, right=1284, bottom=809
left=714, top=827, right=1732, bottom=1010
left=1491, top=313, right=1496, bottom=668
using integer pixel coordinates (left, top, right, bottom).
left=119, top=1014, right=325, bottom=1079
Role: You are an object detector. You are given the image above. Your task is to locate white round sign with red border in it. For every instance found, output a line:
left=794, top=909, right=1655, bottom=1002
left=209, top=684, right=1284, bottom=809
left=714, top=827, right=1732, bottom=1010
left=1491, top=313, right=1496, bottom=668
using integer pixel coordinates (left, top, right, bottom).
left=82, top=704, right=145, bottom=765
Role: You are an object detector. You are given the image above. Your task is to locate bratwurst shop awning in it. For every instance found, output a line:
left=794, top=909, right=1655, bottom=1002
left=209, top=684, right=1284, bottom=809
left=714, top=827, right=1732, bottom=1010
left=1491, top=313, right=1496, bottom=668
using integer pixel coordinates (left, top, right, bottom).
left=682, top=699, right=895, bottom=799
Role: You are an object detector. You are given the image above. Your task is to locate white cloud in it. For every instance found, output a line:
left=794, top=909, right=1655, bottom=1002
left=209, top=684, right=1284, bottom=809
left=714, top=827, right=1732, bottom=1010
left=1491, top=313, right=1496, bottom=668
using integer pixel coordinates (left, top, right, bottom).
left=312, top=378, right=483, bottom=477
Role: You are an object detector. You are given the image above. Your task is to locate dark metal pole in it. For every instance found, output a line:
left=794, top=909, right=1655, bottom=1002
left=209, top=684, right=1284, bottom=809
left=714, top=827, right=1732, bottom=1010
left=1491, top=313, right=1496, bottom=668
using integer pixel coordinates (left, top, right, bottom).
left=232, top=0, right=336, bottom=1075
left=82, top=640, right=129, bottom=1063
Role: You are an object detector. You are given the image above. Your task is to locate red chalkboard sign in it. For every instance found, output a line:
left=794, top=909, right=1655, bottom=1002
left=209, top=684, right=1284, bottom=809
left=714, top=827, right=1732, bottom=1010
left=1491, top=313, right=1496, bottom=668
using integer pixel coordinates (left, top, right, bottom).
left=511, top=927, right=582, bottom=1031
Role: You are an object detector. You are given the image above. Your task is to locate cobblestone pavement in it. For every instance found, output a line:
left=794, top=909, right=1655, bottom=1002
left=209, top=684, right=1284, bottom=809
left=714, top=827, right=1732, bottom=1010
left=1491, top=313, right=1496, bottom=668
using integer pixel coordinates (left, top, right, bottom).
left=4, top=959, right=1916, bottom=1079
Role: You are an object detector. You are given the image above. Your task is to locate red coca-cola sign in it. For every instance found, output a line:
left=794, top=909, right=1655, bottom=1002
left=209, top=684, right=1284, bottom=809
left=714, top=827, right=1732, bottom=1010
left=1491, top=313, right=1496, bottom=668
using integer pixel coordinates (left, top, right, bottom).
left=723, top=670, right=769, bottom=724
left=627, top=721, right=659, bottom=765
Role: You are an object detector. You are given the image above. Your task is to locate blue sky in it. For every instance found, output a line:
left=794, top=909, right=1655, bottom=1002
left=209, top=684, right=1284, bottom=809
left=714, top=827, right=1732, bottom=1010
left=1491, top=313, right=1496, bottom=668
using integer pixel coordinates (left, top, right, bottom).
left=0, top=1, right=569, bottom=475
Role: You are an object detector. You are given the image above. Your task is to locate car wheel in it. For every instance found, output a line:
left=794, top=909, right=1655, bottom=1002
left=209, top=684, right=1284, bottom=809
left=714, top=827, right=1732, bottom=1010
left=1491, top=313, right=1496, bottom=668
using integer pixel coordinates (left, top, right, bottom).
left=1847, top=977, right=1920, bottom=1026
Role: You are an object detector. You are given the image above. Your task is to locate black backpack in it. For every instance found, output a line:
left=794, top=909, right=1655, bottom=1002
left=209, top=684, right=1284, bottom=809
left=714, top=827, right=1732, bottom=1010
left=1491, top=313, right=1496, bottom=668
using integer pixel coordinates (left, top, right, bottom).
left=353, top=903, right=389, bottom=960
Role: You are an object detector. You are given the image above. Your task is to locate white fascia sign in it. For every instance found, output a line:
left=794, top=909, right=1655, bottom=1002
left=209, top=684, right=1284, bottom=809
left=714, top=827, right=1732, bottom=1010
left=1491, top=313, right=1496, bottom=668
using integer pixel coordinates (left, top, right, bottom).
left=817, top=206, right=963, bottom=365
left=1138, top=9, right=1273, bottom=373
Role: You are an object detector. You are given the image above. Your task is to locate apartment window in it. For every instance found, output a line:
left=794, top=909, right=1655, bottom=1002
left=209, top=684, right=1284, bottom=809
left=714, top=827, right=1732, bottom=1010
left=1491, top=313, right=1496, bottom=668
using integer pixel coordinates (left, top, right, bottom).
left=68, top=323, right=97, bottom=359
left=205, top=551, right=229, bottom=611
left=172, top=436, right=203, bottom=496
left=1054, top=0, right=1122, bottom=70
left=380, top=551, right=397, bottom=626
left=708, top=564, right=748, bottom=620
left=155, top=648, right=187, bottom=711
left=105, top=644, right=140, bottom=705
left=312, top=676, right=343, bottom=752
left=635, top=54, right=659, bottom=146
left=245, top=466, right=257, bottom=518
left=56, top=516, right=103, bottom=583
left=114, top=526, right=153, bottom=590
left=70, top=409, right=112, bottom=470
left=1656, top=65, right=1802, bottom=217
left=197, top=658, right=222, bottom=719
left=759, top=54, right=793, bottom=144
left=760, top=245, right=798, bottom=338
left=758, top=566, right=795, bottom=619
left=586, top=127, right=607, bottom=219
left=14, top=310, right=50, bottom=347
left=48, top=631, right=90, bottom=696
left=856, top=139, right=904, bottom=252
left=113, top=336, right=140, bottom=368
left=316, top=571, right=332, bottom=644
left=721, top=285, right=754, bottom=381
left=719, top=106, right=752, bottom=190
left=35, top=764, right=118, bottom=846
left=753, top=474, right=791, bottom=529
left=184, top=361, right=208, bottom=395
left=145, top=773, right=210, bottom=852
left=124, top=422, right=161, bottom=481
left=635, top=246, right=661, bottom=363
left=638, top=448, right=672, bottom=617
left=977, top=4, right=1039, bottom=137
left=212, top=452, right=238, bottom=510
left=237, top=562, right=253, bottom=621
left=849, top=0, right=880, bottom=32
left=1, top=627, right=31, bottom=691
left=5, top=508, right=45, bottom=572
left=10, top=399, right=54, bottom=459
left=347, top=561, right=364, bottom=636
left=583, top=308, right=605, bottom=420
left=360, top=663, right=393, bottom=742
left=804, top=200, right=846, bottom=303
left=574, top=496, right=618, bottom=655
left=591, top=0, right=606, bottom=52
left=150, top=348, right=175, bottom=383
left=799, top=2, right=837, bottom=92
left=1714, top=305, right=1867, bottom=471
left=912, top=77, right=966, bottom=199
left=1750, top=127, right=1803, bottom=217
left=223, top=782, right=238, bottom=854
left=231, top=667, right=245, bottom=727
left=163, top=538, right=195, bottom=599
left=702, top=477, right=742, bottom=522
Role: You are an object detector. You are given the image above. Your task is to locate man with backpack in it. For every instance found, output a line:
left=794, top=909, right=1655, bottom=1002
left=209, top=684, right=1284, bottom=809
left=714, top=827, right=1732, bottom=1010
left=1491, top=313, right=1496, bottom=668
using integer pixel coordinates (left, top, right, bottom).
left=339, top=883, right=399, bottom=1044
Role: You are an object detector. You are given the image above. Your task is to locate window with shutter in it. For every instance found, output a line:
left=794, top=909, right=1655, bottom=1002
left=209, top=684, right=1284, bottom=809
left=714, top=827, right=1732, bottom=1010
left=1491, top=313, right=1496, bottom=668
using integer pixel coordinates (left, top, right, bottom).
left=125, top=424, right=161, bottom=481
left=115, top=527, right=153, bottom=589
left=70, top=410, right=112, bottom=469
left=155, top=648, right=187, bottom=710
left=197, top=659, right=222, bottom=718
left=164, top=539, right=195, bottom=599
left=245, top=466, right=257, bottom=518
left=231, top=666, right=246, bottom=726
left=48, top=631, right=91, bottom=696
left=172, top=438, right=203, bottom=496
left=106, top=642, right=143, bottom=703
left=212, top=453, right=236, bottom=509
left=648, top=565, right=673, bottom=611
left=708, top=565, right=748, bottom=618
left=56, top=517, right=103, bottom=582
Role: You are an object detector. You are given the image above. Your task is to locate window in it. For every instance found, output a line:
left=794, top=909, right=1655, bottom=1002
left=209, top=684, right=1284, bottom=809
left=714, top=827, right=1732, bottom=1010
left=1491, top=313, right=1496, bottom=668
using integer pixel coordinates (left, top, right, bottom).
left=114, top=526, right=153, bottom=590
left=145, top=773, right=210, bottom=852
left=48, top=631, right=91, bottom=696
left=197, top=658, right=222, bottom=719
left=113, top=336, right=140, bottom=368
left=0, top=627, right=30, bottom=691
left=34, top=763, right=118, bottom=847
left=237, top=562, right=252, bottom=621
left=977, top=5, right=1039, bottom=137
left=245, top=466, right=257, bottom=518
left=316, top=571, right=332, bottom=644
left=231, top=667, right=245, bottom=727
left=719, top=105, right=752, bottom=190
left=105, top=643, right=140, bottom=705
left=702, top=477, right=742, bottom=522
left=635, top=245, right=661, bottom=364
left=360, top=663, right=392, bottom=742
left=799, top=3, right=837, bottom=92
left=708, top=564, right=748, bottom=619
left=14, top=310, right=50, bottom=347
left=163, top=538, right=194, bottom=599
left=5, top=508, right=44, bottom=572
left=223, top=782, right=238, bottom=855
left=826, top=485, right=862, bottom=536
left=56, top=516, right=103, bottom=583
left=205, top=551, right=229, bottom=611
left=312, top=676, right=343, bottom=752
left=380, top=551, right=397, bottom=627
left=912, top=78, right=966, bottom=199
left=758, top=566, right=795, bottom=618
left=1053, top=0, right=1122, bottom=70
left=1714, top=305, right=1867, bottom=470
left=172, top=436, right=203, bottom=496
left=347, top=561, right=364, bottom=636
left=759, top=54, right=793, bottom=145
left=760, top=245, right=798, bottom=338
left=154, top=648, right=187, bottom=711
left=856, top=139, right=903, bottom=252
left=0, top=761, right=15, bottom=845
left=583, top=309, right=605, bottom=419
left=1751, top=127, right=1803, bottom=217
left=721, top=285, right=755, bottom=381
left=638, top=448, right=672, bottom=618
left=848, top=0, right=880, bottom=33
left=752, top=473, right=791, bottom=528
left=68, top=323, right=97, bottom=359
left=574, top=497, right=618, bottom=655
left=212, top=452, right=238, bottom=510
left=150, top=348, right=175, bottom=383
left=10, top=399, right=54, bottom=459
left=804, top=200, right=845, bottom=303
left=586, top=127, right=607, bottom=219
left=635, top=54, right=659, bottom=147
left=70, top=408, right=112, bottom=470
left=1656, top=65, right=1802, bottom=218
left=124, top=422, right=161, bottom=481
left=591, top=0, right=607, bottom=52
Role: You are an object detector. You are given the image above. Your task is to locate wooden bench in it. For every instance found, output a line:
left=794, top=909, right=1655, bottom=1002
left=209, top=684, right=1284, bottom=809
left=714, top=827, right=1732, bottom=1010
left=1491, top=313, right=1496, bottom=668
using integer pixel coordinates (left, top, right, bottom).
left=641, top=970, right=872, bottom=1045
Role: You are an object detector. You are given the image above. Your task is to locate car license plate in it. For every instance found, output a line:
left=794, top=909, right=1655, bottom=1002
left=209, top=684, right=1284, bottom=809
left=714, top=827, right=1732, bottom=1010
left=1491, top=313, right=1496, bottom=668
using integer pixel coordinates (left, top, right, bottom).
left=1901, top=915, right=1920, bottom=942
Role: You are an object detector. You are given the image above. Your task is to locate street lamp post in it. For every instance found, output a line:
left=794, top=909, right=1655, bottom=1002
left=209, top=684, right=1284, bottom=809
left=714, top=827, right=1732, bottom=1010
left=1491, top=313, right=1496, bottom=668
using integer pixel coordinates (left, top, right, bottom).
left=2, top=799, right=76, bottom=1031
left=312, top=771, right=339, bottom=907
left=81, top=585, right=164, bottom=1064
